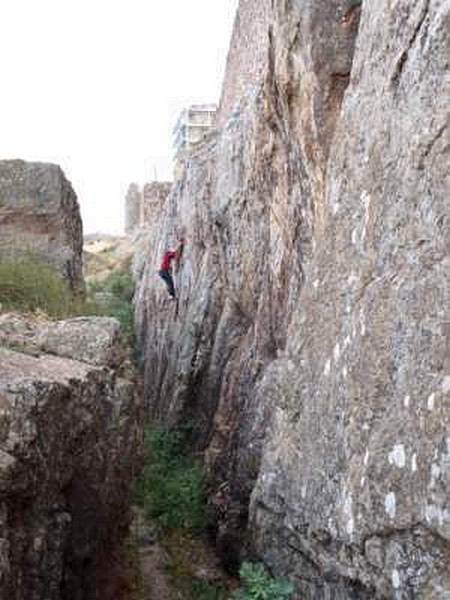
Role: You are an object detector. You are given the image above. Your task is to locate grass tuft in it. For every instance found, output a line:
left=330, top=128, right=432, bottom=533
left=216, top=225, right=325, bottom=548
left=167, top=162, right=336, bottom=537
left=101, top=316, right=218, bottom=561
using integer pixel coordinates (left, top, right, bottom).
left=0, top=258, right=136, bottom=339
left=88, top=270, right=135, bottom=339
left=231, top=562, right=294, bottom=600
left=134, top=428, right=206, bottom=533
left=0, top=257, right=88, bottom=317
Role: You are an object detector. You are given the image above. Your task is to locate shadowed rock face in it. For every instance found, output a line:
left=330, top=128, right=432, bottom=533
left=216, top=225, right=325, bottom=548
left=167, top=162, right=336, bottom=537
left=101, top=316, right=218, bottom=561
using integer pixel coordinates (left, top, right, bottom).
left=135, top=0, right=449, bottom=597
left=0, top=314, right=142, bottom=600
left=0, top=160, right=83, bottom=290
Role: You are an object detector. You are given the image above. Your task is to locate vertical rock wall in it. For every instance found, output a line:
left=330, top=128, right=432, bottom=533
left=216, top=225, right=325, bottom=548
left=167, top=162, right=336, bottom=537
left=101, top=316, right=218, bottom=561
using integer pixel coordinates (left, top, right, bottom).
left=251, top=2, right=450, bottom=597
left=141, top=182, right=172, bottom=228
left=125, top=183, right=142, bottom=235
left=135, top=0, right=449, bottom=597
left=217, top=0, right=270, bottom=124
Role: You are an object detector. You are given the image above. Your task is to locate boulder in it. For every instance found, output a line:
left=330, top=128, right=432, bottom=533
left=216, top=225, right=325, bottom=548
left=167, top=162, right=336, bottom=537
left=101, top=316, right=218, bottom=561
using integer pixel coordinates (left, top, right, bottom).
left=0, top=160, right=83, bottom=290
left=0, top=313, right=142, bottom=600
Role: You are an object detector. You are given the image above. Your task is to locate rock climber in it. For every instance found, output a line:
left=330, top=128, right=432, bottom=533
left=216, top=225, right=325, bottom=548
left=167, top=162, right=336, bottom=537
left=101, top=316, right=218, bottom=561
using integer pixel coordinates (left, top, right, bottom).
left=158, top=238, right=184, bottom=300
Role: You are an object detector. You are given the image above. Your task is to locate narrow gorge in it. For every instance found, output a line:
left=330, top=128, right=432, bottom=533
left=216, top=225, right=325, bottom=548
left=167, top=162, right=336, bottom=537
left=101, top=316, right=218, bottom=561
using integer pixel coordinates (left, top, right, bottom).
left=0, top=0, right=448, bottom=599
left=0, top=161, right=142, bottom=599
left=134, top=0, right=449, bottom=598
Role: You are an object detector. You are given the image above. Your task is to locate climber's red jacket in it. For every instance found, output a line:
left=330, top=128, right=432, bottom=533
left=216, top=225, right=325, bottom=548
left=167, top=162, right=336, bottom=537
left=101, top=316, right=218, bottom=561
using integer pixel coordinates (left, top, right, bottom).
left=160, top=250, right=177, bottom=271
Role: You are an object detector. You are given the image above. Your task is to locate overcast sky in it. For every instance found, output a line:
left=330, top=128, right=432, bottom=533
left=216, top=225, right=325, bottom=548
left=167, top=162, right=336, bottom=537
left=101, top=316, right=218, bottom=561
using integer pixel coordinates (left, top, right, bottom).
left=0, top=0, right=238, bottom=234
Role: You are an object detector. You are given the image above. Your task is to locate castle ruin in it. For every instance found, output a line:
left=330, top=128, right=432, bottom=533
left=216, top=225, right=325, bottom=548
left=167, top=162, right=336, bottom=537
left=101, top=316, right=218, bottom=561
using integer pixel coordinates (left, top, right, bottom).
left=124, top=181, right=172, bottom=235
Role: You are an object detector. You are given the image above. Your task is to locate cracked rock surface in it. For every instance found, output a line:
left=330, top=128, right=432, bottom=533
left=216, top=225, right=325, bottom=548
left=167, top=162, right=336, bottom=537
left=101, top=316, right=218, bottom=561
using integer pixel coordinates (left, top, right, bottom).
left=135, top=0, right=449, bottom=597
left=0, top=314, right=142, bottom=600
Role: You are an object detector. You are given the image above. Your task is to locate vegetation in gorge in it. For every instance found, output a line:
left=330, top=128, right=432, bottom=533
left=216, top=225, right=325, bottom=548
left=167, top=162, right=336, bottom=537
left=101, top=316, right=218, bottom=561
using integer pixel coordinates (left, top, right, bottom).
left=132, top=427, right=234, bottom=599
left=0, top=257, right=135, bottom=339
left=0, top=257, right=88, bottom=317
left=162, top=529, right=229, bottom=599
left=0, top=260, right=292, bottom=600
left=134, top=427, right=206, bottom=532
left=88, top=269, right=135, bottom=339
left=231, top=562, right=294, bottom=600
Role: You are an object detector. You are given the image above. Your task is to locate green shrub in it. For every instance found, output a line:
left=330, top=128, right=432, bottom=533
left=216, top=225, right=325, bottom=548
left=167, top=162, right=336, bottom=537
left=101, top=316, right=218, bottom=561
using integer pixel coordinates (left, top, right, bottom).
left=231, top=562, right=294, bottom=600
left=99, top=293, right=134, bottom=334
left=134, top=428, right=206, bottom=533
left=0, top=258, right=137, bottom=335
left=0, top=257, right=86, bottom=317
left=104, top=271, right=134, bottom=300
left=88, top=270, right=135, bottom=338
left=191, top=578, right=225, bottom=599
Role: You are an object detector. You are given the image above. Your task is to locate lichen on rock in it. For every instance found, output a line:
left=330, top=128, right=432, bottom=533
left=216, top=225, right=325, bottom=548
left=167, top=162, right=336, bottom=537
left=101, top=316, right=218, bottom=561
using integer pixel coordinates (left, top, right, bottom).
left=134, top=0, right=449, bottom=597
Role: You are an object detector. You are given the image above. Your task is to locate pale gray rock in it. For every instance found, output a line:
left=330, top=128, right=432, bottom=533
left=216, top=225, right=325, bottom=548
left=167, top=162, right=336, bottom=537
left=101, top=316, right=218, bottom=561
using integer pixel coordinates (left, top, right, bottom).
left=251, top=1, right=450, bottom=597
left=37, top=316, right=123, bottom=367
left=141, top=181, right=172, bottom=228
left=135, top=0, right=449, bottom=597
left=125, top=183, right=142, bottom=235
left=0, top=160, right=83, bottom=290
left=0, top=313, right=124, bottom=368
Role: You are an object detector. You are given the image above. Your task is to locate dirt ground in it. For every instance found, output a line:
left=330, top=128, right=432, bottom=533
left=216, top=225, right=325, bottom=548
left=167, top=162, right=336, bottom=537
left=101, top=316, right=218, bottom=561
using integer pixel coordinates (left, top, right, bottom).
left=127, top=509, right=237, bottom=600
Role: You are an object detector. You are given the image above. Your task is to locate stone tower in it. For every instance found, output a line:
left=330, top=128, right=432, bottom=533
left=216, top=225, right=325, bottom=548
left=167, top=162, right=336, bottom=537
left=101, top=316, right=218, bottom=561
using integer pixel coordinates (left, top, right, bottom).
left=124, top=183, right=142, bottom=235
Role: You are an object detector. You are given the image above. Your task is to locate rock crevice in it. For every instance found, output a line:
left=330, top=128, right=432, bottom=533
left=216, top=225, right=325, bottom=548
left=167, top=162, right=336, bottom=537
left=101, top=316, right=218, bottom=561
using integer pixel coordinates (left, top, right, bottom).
left=135, top=0, right=449, bottom=597
left=0, top=314, right=142, bottom=600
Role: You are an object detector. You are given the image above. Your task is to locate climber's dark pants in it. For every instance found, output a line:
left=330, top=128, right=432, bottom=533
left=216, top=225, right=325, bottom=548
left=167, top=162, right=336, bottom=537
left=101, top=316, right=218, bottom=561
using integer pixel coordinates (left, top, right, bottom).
left=159, top=269, right=176, bottom=298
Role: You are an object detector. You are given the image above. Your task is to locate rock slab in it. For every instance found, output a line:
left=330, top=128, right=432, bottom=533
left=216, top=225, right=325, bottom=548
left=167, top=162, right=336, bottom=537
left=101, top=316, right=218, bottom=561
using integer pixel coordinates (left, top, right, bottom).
left=0, top=313, right=142, bottom=600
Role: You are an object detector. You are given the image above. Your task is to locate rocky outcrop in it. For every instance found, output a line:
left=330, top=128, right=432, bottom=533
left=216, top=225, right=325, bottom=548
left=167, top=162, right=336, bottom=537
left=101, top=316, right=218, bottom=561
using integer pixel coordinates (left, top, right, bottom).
left=135, top=0, right=449, bottom=597
left=217, top=0, right=270, bottom=125
left=142, top=182, right=172, bottom=228
left=249, top=3, right=450, bottom=598
left=124, top=182, right=172, bottom=236
left=125, top=184, right=142, bottom=235
left=0, top=313, right=142, bottom=600
left=0, top=160, right=83, bottom=290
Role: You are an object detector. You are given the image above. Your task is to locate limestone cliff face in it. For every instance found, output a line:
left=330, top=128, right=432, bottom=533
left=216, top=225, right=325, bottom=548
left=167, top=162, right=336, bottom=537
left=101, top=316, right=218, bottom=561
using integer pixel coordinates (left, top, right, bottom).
left=0, top=314, right=142, bottom=600
left=135, top=0, right=449, bottom=597
left=217, top=0, right=270, bottom=125
left=0, top=160, right=83, bottom=290
left=142, top=182, right=172, bottom=228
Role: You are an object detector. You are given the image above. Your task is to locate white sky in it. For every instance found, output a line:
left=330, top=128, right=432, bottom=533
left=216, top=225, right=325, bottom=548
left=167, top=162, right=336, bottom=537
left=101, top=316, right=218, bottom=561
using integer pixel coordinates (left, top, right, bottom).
left=0, top=0, right=238, bottom=234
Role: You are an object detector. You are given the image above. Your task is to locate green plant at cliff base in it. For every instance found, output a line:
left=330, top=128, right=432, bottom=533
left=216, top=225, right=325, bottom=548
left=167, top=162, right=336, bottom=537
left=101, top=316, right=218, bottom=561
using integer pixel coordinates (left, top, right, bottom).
left=191, top=578, right=225, bottom=599
left=231, top=562, right=294, bottom=600
left=0, top=257, right=88, bottom=317
left=88, top=270, right=135, bottom=339
left=134, top=428, right=206, bottom=533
